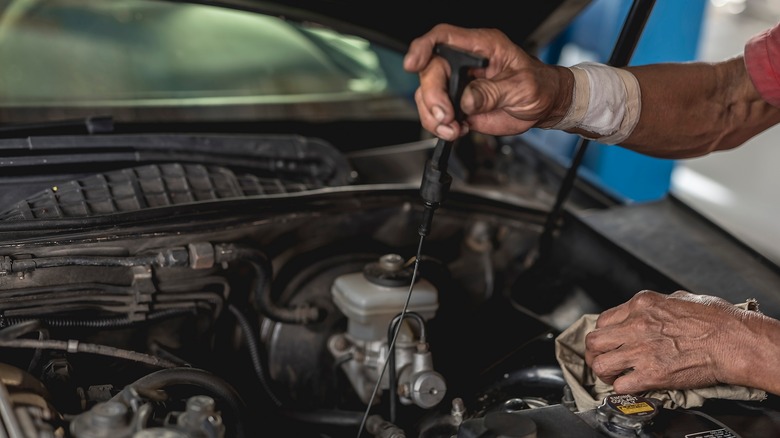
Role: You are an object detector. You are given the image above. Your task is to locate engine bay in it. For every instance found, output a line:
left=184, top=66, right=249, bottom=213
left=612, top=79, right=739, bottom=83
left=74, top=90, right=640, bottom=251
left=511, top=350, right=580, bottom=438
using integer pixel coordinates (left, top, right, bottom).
left=0, top=133, right=778, bottom=438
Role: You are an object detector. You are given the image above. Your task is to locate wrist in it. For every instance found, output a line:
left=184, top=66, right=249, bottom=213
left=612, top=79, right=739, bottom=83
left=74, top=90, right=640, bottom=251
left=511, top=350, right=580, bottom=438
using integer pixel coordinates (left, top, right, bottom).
left=537, top=63, right=642, bottom=145
left=536, top=66, right=575, bottom=129
left=720, top=310, right=780, bottom=394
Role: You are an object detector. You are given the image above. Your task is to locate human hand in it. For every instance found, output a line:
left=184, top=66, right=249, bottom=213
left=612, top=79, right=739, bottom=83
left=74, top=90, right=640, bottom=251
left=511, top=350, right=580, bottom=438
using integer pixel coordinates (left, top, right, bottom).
left=403, top=24, right=573, bottom=141
left=584, top=290, right=764, bottom=394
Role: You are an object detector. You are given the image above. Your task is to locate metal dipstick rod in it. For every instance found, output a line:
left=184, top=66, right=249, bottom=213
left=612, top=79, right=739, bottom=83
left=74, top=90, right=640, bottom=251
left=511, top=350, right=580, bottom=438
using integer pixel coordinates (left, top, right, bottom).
left=357, top=44, right=488, bottom=438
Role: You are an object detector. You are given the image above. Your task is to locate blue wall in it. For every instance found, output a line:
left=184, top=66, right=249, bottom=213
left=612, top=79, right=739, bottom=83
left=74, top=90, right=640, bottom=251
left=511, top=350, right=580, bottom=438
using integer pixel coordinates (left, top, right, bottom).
left=532, top=0, right=708, bottom=202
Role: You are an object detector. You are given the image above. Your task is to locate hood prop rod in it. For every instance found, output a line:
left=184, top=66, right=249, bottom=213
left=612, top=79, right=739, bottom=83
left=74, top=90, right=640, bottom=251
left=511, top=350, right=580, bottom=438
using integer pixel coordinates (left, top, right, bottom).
left=528, top=0, right=657, bottom=267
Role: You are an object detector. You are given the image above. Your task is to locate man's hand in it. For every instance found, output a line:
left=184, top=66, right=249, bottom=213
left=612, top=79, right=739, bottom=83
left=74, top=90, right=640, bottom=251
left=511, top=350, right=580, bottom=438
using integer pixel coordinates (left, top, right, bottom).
left=403, top=24, right=573, bottom=141
left=585, top=290, right=778, bottom=395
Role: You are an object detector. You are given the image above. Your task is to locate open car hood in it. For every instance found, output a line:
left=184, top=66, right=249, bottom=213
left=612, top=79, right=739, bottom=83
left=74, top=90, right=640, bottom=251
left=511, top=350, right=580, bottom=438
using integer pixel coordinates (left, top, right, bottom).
left=3, top=2, right=780, bottom=438
left=212, top=0, right=594, bottom=50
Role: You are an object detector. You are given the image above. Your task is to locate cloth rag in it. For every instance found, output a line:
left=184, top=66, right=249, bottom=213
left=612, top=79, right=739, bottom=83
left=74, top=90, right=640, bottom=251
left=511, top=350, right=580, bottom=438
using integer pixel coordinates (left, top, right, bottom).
left=555, top=303, right=767, bottom=412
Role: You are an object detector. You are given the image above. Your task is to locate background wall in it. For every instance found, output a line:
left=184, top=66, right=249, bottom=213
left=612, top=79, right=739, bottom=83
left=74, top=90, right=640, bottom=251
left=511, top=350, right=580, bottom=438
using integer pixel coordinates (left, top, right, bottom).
left=671, top=0, right=780, bottom=265
left=529, top=0, right=780, bottom=265
left=532, top=0, right=707, bottom=202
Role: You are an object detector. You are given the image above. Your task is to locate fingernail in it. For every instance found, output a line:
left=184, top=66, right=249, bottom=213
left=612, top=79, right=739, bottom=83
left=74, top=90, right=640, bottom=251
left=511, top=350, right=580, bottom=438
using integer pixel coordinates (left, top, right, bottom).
left=402, top=54, right=413, bottom=69
left=432, top=106, right=445, bottom=122
left=435, top=125, right=454, bottom=139
left=463, top=88, right=481, bottom=112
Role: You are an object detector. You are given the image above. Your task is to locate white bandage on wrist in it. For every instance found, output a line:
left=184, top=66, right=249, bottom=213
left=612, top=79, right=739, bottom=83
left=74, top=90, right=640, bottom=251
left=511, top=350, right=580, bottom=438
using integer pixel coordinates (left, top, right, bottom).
left=548, top=62, right=642, bottom=145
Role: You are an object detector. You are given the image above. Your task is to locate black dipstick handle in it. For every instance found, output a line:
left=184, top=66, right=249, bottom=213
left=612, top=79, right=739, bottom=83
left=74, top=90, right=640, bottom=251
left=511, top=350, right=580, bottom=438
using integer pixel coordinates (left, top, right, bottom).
left=435, top=44, right=489, bottom=122
left=418, top=44, right=488, bottom=237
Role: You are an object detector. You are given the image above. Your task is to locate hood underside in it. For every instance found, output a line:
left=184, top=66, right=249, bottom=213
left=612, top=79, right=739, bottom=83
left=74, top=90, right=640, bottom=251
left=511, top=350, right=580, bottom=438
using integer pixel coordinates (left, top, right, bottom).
left=211, top=0, right=594, bottom=51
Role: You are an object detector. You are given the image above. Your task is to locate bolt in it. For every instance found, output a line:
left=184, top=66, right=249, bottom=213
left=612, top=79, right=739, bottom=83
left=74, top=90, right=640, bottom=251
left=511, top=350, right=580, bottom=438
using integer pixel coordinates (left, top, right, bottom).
left=89, top=401, right=127, bottom=428
left=379, top=254, right=405, bottom=272
left=562, top=385, right=577, bottom=411
left=451, top=397, right=466, bottom=425
left=399, top=383, right=410, bottom=398
left=186, top=395, right=216, bottom=415
left=451, top=398, right=465, bottom=413
left=332, top=335, right=349, bottom=352
left=504, top=398, right=526, bottom=412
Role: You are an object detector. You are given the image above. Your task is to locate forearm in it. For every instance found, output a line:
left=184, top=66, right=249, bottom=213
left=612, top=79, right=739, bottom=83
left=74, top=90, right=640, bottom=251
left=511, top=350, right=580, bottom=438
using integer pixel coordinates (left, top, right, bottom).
left=566, top=57, right=780, bottom=158
left=727, top=312, right=780, bottom=395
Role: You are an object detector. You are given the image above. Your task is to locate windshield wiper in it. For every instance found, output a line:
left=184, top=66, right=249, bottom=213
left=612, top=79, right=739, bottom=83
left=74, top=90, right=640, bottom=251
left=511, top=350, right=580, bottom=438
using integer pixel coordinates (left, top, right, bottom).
left=0, top=116, right=114, bottom=138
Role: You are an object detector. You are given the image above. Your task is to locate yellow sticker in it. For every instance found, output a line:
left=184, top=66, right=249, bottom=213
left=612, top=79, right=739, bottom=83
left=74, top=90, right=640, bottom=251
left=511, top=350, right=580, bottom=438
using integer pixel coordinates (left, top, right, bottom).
left=616, top=402, right=654, bottom=415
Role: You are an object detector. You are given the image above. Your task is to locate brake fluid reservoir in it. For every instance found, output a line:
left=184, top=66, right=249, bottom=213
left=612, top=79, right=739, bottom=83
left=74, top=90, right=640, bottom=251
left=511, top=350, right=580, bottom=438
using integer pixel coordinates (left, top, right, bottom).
left=331, top=254, right=438, bottom=341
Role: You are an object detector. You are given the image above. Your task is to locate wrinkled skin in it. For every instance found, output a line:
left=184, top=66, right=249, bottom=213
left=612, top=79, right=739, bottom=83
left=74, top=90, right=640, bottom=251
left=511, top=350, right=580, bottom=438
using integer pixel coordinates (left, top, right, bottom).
left=584, top=290, right=780, bottom=395
left=403, top=24, right=780, bottom=157
left=405, top=24, right=780, bottom=397
left=403, top=24, right=571, bottom=141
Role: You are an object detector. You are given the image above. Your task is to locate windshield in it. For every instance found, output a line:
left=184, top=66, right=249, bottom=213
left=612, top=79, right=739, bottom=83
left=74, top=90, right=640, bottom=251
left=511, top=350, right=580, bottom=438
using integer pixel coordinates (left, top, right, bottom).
left=0, top=0, right=418, bottom=121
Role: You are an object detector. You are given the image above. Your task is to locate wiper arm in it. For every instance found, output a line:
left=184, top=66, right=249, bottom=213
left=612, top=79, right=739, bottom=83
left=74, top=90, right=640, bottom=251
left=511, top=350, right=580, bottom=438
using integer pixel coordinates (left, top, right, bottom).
left=0, top=115, right=114, bottom=138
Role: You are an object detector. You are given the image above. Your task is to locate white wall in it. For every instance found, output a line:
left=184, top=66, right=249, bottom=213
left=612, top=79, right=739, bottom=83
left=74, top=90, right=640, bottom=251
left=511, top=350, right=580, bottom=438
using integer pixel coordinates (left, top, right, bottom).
left=670, top=0, right=780, bottom=264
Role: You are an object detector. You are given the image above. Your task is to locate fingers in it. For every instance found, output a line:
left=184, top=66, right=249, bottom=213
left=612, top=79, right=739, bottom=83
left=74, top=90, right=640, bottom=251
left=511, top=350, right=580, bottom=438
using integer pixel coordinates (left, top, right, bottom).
left=586, top=319, right=630, bottom=369
left=594, top=301, right=631, bottom=329
left=403, top=24, right=492, bottom=73
left=405, top=24, right=570, bottom=138
left=408, top=31, right=460, bottom=135
left=585, top=290, right=663, bottom=368
left=413, top=56, right=463, bottom=140
left=584, top=289, right=727, bottom=394
left=589, top=348, right=635, bottom=386
left=589, top=340, right=666, bottom=393
left=611, top=370, right=645, bottom=394
left=405, top=25, right=505, bottom=140
left=403, top=26, right=443, bottom=73
left=597, top=349, right=716, bottom=394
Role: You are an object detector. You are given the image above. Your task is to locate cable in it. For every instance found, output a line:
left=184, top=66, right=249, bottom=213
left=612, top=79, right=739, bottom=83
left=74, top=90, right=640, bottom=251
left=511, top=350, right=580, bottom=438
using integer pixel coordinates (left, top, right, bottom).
left=227, top=304, right=283, bottom=407
left=2, top=308, right=196, bottom=329
left=528, top=0, right=657, bottom=267
left=387, top=312, right=427, bottom=344
left=3, top=248, right=189, bottom=272
left=0, top=338, right=177, bottom=368
left=0, top=320, right=49, bottom=374
left=0, top=319, right=44, bottom=341
left=387, top=311, right=426, bottom=423
left=357, top=235, right=425, bottom=438
left=227, top=247, right=321, bottom=325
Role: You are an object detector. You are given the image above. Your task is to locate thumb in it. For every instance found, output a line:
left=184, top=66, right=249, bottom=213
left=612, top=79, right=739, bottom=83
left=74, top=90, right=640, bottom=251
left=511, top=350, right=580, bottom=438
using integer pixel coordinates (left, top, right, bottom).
left=461, top=80, right=500, bottom=116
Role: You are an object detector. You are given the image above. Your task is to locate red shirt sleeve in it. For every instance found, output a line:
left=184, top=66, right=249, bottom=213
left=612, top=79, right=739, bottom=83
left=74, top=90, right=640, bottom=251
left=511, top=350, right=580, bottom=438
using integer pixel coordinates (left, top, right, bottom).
left=745, top=22, right=780, bottom=108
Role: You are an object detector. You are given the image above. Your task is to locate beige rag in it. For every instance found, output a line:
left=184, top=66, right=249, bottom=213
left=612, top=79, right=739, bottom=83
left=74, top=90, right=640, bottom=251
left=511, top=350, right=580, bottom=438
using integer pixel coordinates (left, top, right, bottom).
left=554, top=302, right=767, bottom=412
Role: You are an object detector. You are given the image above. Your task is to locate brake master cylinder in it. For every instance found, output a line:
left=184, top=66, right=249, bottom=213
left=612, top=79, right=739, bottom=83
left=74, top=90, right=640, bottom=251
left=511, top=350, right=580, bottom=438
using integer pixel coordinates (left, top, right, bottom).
left=329, top=254, right=445, bottom=408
